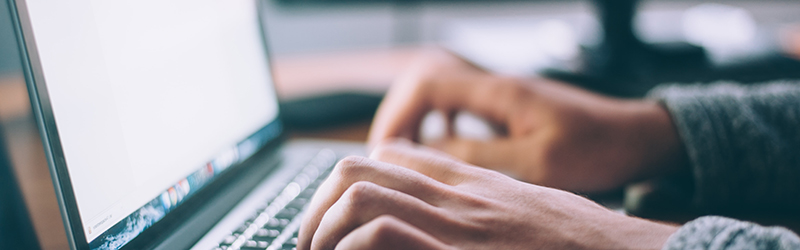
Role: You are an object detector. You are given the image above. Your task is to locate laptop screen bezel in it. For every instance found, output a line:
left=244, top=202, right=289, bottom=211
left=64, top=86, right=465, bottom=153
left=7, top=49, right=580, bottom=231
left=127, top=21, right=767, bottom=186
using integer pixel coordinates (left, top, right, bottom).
left=7, top=0, right=289, bottom=249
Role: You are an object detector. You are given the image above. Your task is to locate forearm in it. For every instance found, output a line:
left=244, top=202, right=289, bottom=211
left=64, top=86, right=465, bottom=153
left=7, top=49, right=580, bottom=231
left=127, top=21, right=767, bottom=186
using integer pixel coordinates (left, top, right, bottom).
left=647, top=81, right=800, bottom=211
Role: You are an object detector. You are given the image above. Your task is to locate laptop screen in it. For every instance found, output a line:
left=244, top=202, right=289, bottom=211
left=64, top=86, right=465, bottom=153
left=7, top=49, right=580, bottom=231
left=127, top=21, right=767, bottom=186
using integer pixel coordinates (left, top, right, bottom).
left=19, top=0, right=280, bottom=249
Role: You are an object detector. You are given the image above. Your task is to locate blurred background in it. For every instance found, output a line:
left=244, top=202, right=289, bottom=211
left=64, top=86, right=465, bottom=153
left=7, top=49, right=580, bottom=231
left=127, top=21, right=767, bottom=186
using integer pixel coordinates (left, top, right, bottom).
left=1, top=0, right=799, bottom=249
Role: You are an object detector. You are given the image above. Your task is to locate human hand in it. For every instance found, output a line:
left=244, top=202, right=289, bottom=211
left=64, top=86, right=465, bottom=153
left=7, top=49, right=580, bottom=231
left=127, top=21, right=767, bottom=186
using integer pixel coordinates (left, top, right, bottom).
left=368, top=50, right=687, bottom=192
left=297, top=140, right=678, bottom=250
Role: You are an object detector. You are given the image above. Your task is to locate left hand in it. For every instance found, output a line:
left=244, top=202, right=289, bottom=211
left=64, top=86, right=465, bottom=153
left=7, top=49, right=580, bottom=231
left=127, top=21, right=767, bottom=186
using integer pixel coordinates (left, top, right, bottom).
left=297, top=139, right=678, bottom=250
left=367, top=50, right=687, bottom=193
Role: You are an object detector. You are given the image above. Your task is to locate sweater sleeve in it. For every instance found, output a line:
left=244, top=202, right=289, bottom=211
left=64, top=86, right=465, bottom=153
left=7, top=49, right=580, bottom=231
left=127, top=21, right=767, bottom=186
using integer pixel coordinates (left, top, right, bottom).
left=663, top=216, right=800, bottom=250
left=646, top=81, right=800, bottom=212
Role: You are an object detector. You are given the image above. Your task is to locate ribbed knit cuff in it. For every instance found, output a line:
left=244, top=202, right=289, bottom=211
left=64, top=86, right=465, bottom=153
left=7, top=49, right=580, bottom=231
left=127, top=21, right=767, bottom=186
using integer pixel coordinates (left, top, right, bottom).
left=663, top=216, right=800, bottom=250
left=646, top=83, right=738, bottom=210
left=647, top=82, right=800, bottom=211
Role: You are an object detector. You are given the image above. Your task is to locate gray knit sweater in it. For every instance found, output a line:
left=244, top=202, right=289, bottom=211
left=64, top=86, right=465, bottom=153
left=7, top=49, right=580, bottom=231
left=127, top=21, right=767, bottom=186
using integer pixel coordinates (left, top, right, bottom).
left=647, top=81, right=800, bottom=250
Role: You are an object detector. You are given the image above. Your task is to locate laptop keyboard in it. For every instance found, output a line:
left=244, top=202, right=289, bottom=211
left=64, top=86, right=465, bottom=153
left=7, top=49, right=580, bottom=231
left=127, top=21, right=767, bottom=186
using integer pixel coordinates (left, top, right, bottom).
left=214, top=149, right=338, bottom=250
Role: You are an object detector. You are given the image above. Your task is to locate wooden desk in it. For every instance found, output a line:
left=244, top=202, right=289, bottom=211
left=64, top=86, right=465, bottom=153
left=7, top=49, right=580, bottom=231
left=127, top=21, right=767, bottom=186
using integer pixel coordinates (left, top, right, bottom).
left=274, top=47, right=429, bottom=142
left=0, top=47, right=421, bottom=249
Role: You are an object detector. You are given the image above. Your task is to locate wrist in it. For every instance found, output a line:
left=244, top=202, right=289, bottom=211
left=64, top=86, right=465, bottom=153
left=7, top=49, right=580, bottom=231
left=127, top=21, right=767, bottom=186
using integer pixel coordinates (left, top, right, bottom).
left=579, top=209, right=679, bottom=250
left=622, top=100, right=690, bottom=181
left=610, top=215, right=680, bottom=250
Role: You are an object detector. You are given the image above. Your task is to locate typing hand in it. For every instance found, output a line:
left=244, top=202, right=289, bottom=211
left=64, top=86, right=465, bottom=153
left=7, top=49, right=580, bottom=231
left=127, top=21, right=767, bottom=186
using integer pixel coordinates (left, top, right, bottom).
left=368, top=49, right=687, bottom=192
left=297, top=140, right=677, bottom=250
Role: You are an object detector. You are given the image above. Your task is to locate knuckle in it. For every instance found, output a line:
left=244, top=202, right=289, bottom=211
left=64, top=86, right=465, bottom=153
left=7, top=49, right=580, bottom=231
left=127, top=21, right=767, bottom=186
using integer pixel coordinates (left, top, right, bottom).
left=342, top=181, right=380, bottom=208
left=337, top=155, right=368, bottom=167
left=408, top=78, right=433, bottom=99
left=333, top=156, right=373, bottom=178
left=371, top=215, right=401, bottom=236
left=365, top=216, right=402, bottom=247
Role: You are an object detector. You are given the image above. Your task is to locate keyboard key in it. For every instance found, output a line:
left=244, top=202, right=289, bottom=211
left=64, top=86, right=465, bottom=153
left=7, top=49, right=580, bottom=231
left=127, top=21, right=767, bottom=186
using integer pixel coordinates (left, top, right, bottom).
left=244, top=240, right=259, bottom=248
left=251, top=236, right=276, bottom=243
left=241, top=245, right=267, bottom=250
left=221, top=235, right=237, bottom=245
left=234, top=224, right=250, bottom=234
left=239, top=239, right=268, bottom=249
left=256, top=229, right=280, bottom=237
left=252, top=228, right=279, bottom=242
left=282, top=242, right=297, bottom=249
left=214, top=149, right=340, bottom=249
left=264, top=218, right=290, bottom=229
left=275, top=207, right=300, bottom=219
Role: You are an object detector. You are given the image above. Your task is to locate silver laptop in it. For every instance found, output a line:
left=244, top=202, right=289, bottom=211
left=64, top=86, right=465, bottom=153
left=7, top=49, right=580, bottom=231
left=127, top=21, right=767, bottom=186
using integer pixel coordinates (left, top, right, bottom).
left=8, top=0, right=365, bottom=249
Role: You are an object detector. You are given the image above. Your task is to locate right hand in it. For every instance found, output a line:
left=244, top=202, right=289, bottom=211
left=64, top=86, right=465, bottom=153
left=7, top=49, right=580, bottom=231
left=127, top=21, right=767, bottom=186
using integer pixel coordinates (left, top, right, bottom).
left=298, top=140, right=678, bottom=250
left=368, top=50, right=687, bottom=192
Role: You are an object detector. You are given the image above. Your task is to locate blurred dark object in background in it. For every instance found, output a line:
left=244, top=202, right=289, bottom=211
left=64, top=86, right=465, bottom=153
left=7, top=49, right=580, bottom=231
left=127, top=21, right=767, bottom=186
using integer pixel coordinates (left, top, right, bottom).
left=280, top=92, right=383, bottom=130
left=544, top=0, right=800, bottom=97
left=0, top=124, right=40, bottom=250
left=553, top=0, right=712, bottom=96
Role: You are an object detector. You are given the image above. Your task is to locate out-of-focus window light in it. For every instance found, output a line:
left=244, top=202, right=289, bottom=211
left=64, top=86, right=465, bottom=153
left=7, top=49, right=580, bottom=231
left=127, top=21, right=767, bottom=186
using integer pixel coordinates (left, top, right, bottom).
left=682, top=3, right=758, bottom=62
left=443, top=18, right=588, bottom=75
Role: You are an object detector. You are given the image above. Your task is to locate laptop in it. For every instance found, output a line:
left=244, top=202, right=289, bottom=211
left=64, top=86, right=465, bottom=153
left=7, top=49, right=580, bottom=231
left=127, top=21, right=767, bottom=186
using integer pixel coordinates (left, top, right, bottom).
left=8, top=0, right=366, bottom=249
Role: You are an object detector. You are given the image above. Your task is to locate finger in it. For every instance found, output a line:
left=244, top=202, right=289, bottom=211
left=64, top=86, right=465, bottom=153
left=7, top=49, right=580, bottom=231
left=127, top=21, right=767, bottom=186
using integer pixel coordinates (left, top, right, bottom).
left=336, top=215, right=452, bottom=250
left=298, top=156, right=453, bottom=250
left=312, top=182, right=450, bottom=250
left=368, top=74, right=515, bottom=147
left=368, top=51, right=460, bottom=147
left=367, top=56, right=526, bottom=148
left=369, top=138, right=493, bottom=184
left=367, top=72, right=432, bottom=147
left=430, top=137, right=530, bottom=174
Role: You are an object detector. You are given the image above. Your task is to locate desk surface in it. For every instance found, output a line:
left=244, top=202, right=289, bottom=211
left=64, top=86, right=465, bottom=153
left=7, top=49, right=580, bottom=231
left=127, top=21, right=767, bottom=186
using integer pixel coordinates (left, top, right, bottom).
left=0, top=47, right=421, bottom=250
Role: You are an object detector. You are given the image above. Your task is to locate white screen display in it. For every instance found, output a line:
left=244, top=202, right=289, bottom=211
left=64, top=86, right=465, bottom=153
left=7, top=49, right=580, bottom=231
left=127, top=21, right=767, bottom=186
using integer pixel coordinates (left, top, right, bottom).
left=24, top=0, right=278, bottom=242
